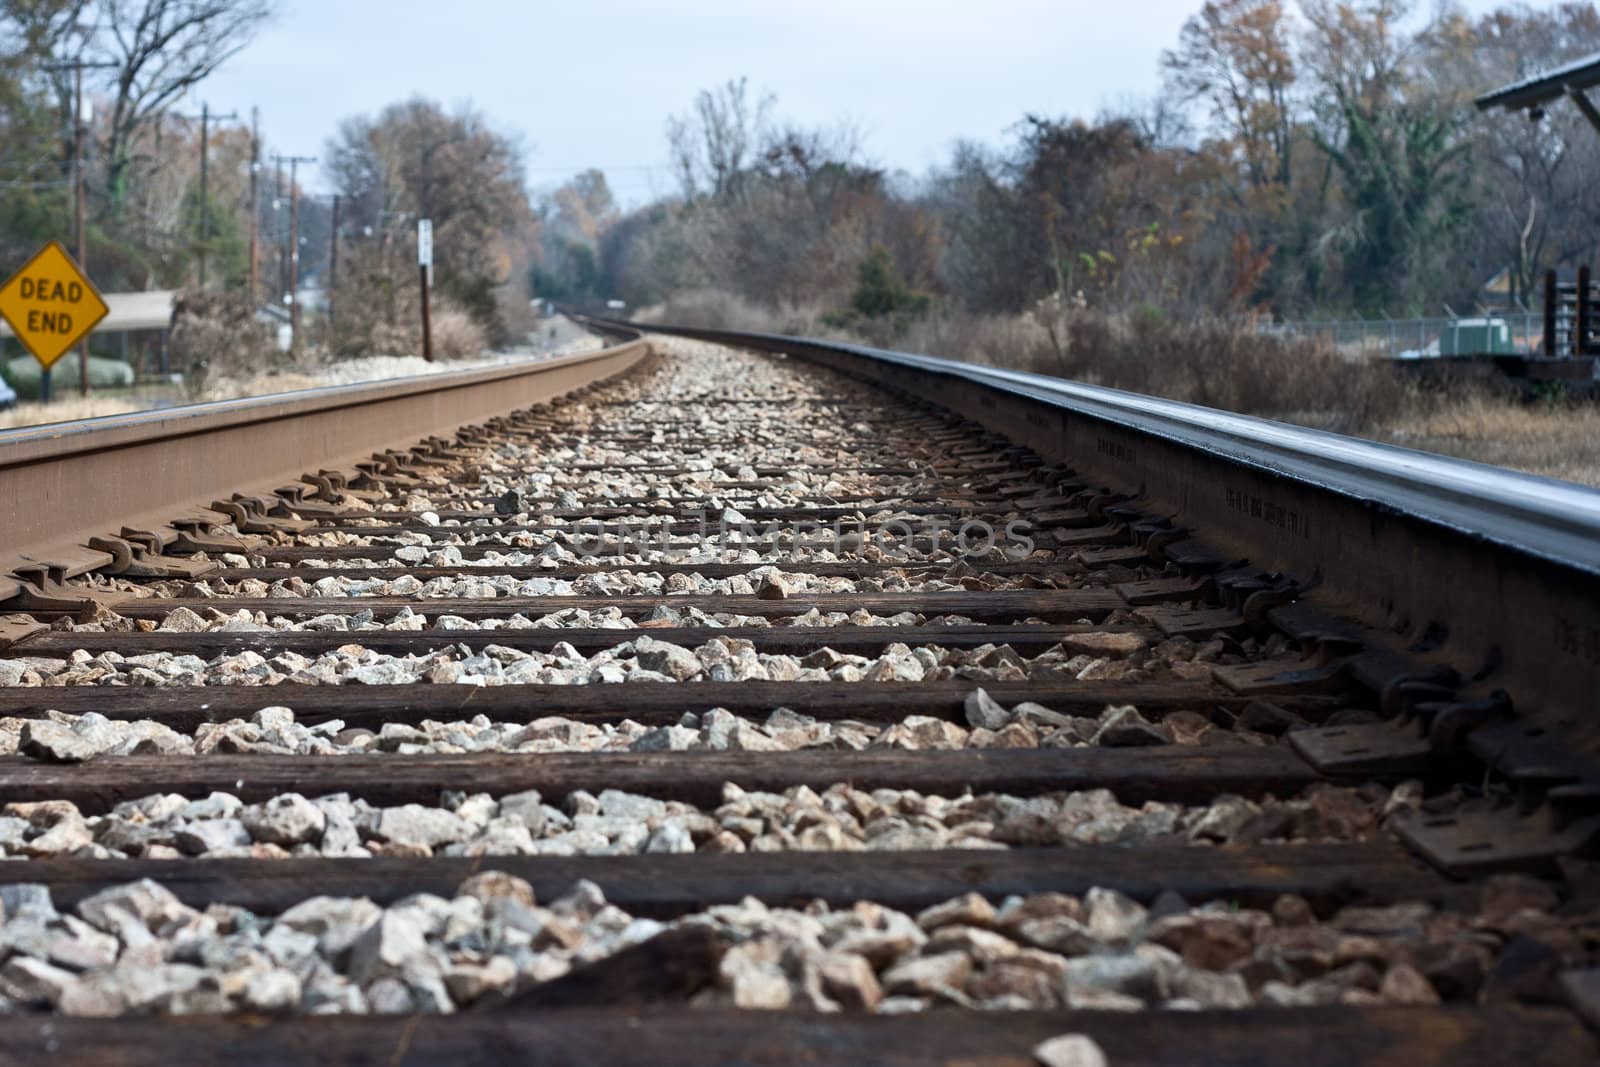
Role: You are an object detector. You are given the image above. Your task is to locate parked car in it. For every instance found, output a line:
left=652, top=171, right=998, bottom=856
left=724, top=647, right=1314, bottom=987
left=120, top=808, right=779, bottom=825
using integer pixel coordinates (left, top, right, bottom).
left=0, top=373, right=15, bottom=410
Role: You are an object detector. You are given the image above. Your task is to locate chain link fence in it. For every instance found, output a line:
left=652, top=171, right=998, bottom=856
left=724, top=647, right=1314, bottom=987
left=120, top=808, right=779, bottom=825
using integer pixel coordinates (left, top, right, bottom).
left=1263, top=312, right=1546, bottom=360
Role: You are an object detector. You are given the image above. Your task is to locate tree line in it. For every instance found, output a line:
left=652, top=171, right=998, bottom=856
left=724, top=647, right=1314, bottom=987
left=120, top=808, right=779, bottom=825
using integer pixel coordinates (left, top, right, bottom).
left=4, top=0, right=1594, bottom=369
left=0, top=0, right=537, bottom=362
left=537, top=1, right=1600, bottom=327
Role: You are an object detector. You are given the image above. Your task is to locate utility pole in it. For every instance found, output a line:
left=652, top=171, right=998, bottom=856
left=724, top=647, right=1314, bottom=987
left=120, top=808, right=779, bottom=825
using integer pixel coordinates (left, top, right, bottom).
left=43, top=56, right=115, bottom=399
left=247, top=108, right=259, bottom=310
left=418, top=218, right=434, bottom=362
left=74, top=65, right=85, bottom=397
left=271, top=154, right=316, bottom=357
left=327, top=193, right=340, bottom=328
left=274, top=158, right=287, bottom=305
left=178, top=103, right=238, bottom=290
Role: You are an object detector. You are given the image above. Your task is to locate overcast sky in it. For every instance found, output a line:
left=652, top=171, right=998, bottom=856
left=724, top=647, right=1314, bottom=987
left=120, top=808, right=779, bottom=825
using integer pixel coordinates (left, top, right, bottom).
left=199, top=0, right=1506, bottom=206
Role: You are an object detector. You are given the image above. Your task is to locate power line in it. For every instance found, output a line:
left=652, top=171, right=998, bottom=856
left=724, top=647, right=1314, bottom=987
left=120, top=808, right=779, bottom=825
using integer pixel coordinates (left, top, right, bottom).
left=248, top=108, right=260, bottom=310
left=40, top=57, right=117, bottom=399
left=271, top=154, right=317, bottom=357
left=523, top=164, right=671, bottom=172
left=175, top=102, right=240, bottom=290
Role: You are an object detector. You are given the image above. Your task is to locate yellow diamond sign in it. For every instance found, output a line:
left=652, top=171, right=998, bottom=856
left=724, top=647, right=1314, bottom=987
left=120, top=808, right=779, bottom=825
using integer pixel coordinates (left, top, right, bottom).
left=0, top=240, right=109, bottom=371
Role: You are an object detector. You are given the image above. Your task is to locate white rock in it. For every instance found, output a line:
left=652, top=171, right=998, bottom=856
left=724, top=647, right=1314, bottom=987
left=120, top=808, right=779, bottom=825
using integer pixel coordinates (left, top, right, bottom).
left=633, top=636, right=702, bottom=681
left=251, top=706, right=296, bottom=731
left=173, top=818, right=251, bottom=854
left=457, top=871, right=536, bottom=909
left=157, top=607, right=208, bottom=633
left=443, top=956, right=517, bottom=1004
left=261, top=925, right=321, bottom=969
left=365, top=976, right=415, bottom=1012
left=727, top=722, right=784, bottom=752
left=644, top=822, right=694, bottom=854
left=76, top=878, right=196, bottom=936
left=277, top=896, right=384, bottom=957
left=917, top=893, right=996, bottom=932
left=495, top=792, right=546, bottom=835
left=629, top=725, right=698, bottom=751
left=348, top=912, right=430, bottom=985
left=242, top=969, right=303, bottom=1012
left=0, top=884, right=58, bottom=923
left=719, top=940, right=793, bottom=1008
left=596, top=790, right=668, bottom=821
left=241, top=793, right=326, bottom=846
left=178, top=792, right=243, bottom=820
left=1033, top=1034, right=1109, bottom=1067
left=0, top=956, right=76, bottom=1006
left=817, top=951, right=882, bottom=1011
left=1084, top=887, right=1147, bottom=944
left=881, top=951, right=972, bottom=995
left=374, top=805, right=469, bottom=849
left=19, top=720, right=107, bottom=763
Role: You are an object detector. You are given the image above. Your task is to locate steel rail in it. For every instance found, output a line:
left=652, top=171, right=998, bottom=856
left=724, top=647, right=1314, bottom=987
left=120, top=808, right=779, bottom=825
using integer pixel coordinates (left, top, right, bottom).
left=925, top=361, right=1600, bottom=576
left=605, top=321, right=1600, bottom=575
left=0, top=339, right=651, bottom=601
left=597, top=318, right=1600, bottom=750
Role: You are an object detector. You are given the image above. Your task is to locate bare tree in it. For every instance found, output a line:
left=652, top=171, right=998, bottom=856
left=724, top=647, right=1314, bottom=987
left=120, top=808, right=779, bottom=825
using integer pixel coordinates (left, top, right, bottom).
left=1162, top=0, right=1297, bottom=190
left=325, top=97, right=533, bottom=345
left=756, top=120, right=864, bottom=180
left=665, top=76, right=773, bottom=201
left=91, top=0, right=275, bottom=207
left=1417, top=2, right=1600, bottom=306
left=1, top=1, right=92, bottom=157
left=0, top=1, right=92, bottom=53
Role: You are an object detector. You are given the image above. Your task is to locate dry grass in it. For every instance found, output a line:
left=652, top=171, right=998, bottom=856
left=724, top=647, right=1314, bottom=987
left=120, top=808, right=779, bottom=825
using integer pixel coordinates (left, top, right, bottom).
left=13, top=293, right=1592, bottom=489
left=193, top=371, right=334, bottom=401
left=0, top=395, right=148, bottom=430
left=0, top=351, right=515, bottom=433
left=659, top=294, right=1403, bottom=426
left=640, top=289, right=843, bottom=340
left=430, top=307, right=489, bottom=362
left=654, top=290, right=1600, bottom=489
left=0, top=289, right=500, bottom=433
left=168, top=293, right=282, bottom=400
left=1363, top=394, right=1600, bottom=487
left=899, top=308, right=1406, bottom=428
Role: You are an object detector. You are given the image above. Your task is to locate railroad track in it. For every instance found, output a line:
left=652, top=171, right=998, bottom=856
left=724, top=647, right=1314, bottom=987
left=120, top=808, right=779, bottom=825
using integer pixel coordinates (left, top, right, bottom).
left=0, top=322, right=1595, bottom=1064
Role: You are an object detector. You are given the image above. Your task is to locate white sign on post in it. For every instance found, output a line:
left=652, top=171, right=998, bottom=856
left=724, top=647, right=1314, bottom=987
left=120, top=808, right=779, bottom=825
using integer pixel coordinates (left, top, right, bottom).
left=417, top=219, right=433, bottom=271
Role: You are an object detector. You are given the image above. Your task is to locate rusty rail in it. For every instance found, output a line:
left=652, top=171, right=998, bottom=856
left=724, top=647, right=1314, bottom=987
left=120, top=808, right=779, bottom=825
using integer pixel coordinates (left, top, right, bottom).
left=0, top=340, right=650, bottom=604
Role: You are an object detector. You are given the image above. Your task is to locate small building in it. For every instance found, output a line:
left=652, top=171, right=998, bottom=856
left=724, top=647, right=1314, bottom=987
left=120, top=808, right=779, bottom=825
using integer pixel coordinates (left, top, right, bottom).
left=1474, top=49, right=1600, bottom=134
left=1476, top=53, right=1599, bottom=361
left=0, top=289, right=178, bottom=383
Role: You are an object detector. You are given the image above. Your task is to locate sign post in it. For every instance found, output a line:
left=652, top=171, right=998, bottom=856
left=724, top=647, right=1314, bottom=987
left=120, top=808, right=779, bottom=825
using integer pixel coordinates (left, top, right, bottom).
left=0, top=240, right=109, bottom=403
left=418, top=219, right=434, bottom=363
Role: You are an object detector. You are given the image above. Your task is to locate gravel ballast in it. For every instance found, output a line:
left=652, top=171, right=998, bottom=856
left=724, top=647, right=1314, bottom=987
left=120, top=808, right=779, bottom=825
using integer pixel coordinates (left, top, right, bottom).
left=0, top=777, right=1410, bottom=861
left=0, top=870, right=1571, bottom=1017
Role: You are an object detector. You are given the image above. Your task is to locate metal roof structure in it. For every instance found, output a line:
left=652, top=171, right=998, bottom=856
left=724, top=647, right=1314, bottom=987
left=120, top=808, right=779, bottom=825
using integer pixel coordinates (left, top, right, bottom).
left=0, top=289, right=175, bottom=339
left=1475, top=49, right=1600, bottom=134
